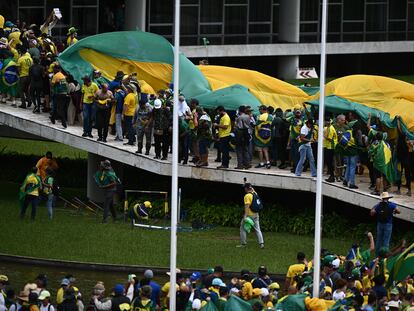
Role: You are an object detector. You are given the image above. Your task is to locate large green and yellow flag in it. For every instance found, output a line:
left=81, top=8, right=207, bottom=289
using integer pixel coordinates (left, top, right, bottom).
left=386, top=243, right=414, bottom=288
left=368, top=140, right=399, bottom=183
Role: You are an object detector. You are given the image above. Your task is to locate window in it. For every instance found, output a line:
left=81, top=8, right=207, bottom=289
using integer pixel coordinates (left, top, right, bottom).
left=389, top=21, right=406, bottom=31
left=19, top=8, right=45, bottom=26
left=300, top=0, right=319, bottom=21
left=249, top=0, right=271, bottom=22
left=366, top=4, right=387, bottom=31
left=224, top=35, right=247, bottom=44
left=343, top=22, right=364, bottom=32
left=224, top=5, right=247, bottom=34
left=343, top=0, right=364, bottom=20
left=72, top=7, right=97, bottom=35
left=300, top=23, right=318, bottom=32
left=149, top=25, right=173, bottom=36
left=328, top=4, right=342, bottom=32
left=248, top=36, right=271, bottom=43
left=249, top=23, right=270, bottom=33
left=19, top=0, right=44, bottom=6
left=200, top=24, right=222, bottom=34
left=408, top=3, right=414, bottom=30
left=389, top=0, right=407, bottom=19
left=150, top=0, right=173, bottom=23
left=272, top=4, right=279, bottom=33
left=72, top=0, right=98, bottom=4
left=200, top=0, right=223, bottom=22
left=181, top=6, right=198, bottom=35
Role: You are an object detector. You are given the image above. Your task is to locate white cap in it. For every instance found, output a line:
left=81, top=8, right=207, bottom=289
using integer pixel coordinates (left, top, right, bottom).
left=154, top=99, right=162, bottom=109
left=192, top=299, right=201, bottom=309
left=261, top=288, right=269, bottom=297
left=332, top=258, right=340, bottom=269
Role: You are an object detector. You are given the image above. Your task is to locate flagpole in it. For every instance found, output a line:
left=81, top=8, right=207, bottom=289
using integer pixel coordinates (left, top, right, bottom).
left=313, top=0, right=328, bottom=298
left=169, top=0, right=180, bottom=309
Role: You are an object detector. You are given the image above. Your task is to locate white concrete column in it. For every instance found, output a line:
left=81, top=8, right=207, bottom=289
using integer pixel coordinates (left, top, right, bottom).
left=278, top=0, right=300, bottom=79
left=125, top=0, right=146, bottom=31
left=87, top=153, right=103, bottom=202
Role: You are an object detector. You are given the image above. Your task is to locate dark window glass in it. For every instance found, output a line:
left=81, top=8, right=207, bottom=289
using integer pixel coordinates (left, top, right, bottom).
left=328, top=4, right=341, bottom=32
left=199, top=36, right=222, bottom=44
left=248, top=35, right=271, bottom=43
left=300, top=0, right=319, bottom=21
left=149, top=25, right=173, bottom=36
left=327, top=34, right=341, bottom=42
left=389, top=0, right=407, bottom=19
left=181, top=36, right=198, bottom=45
left=224, top=5, right=247, bottom=34
left=19, top=8, right=45, bottom=26
left=366, top=4, right=386, bottom=31
left=150, top=0, right=173, bottom=23
left=343, top=0, right=364, bottom=20
left=409, top=4, right=414, bottom=30
left=223, top=35, right=247, bottom=44
left=72, top=7, right=97, bottom=35
left=1, top=2, right=17, bottom=21
left=328, top=0, right=342, bottom=3
left=272, top=5, right=279, bottom=33
left=365, top=32, right=387, bottom=41
left=182, top=0, right=199, bottom=4
left=342, top=33, right=364, bottom=41
left=46, top=0, right=70, bottom=28
left=388, top=32, right=406, bottom=40
left=300, top=23, right=318, bottom=32
left=300, top=34, right=318, bottom=42
left=200, top=24, right=222, bottom=34
left=272, top=35, right=279, bottom=43
left=407, top=31, right=414, bottom=39
left=249, top=0, right=271, bottom=21
left=19, top=0, right=43, bottom=5
left=249, top=23, right=270, bottom=33
left=72, top=0, right=98, bottom=4
left=181, top=6, right=198, bottom=35
left=200, top=0, right=223, bottom=22
left=225, top=0, right=247, bottom=3
left=389, top=21, right=406, bottom=31
left=343, top=21, right=364, bottom=31
left=273, top=0, right=279, bottom=4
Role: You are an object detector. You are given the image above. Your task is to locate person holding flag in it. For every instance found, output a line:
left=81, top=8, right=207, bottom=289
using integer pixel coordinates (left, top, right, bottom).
left=19, top=167, right=42, bottom=220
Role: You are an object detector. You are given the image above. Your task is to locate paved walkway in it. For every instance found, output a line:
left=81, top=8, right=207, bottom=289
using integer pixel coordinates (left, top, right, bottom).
left=1, top=101, right=413, bottom=222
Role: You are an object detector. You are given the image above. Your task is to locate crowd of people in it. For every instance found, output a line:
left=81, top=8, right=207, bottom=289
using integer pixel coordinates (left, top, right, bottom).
left=1, top=233, right=413, bottom=311
left=1, top=15, right=413, bottom=197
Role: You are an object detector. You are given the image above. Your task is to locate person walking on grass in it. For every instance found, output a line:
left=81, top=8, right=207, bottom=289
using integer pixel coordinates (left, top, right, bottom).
left=19, top=167, right=42, bottom=220
left=237, top=183, right=264, bottom=249
left=94, top=160, right=121, bottom=223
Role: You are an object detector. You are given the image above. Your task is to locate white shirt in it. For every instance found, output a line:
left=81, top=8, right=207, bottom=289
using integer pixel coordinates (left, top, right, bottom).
left=126, top=284, right=134, bottom=302
left=40, top=303, right=55, bottom=311
left=177, top=100, right=190, bottom=117
left=300, top=124, right=311, bottom=146
left=332, top=290, right=346, bottom=301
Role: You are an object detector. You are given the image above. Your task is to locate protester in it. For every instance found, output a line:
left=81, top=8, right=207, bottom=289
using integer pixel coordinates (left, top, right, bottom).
left=81, top=76, right=99, bottom=138
left=370, top=192, right=401, bottom=254
left=17, top=47, right=33, bottom=109
left=122, top=84, right=137, bottom=146
left=214, top=106, right=231, bottom=169
left=253, top=105, right=273, bottom=169
left=94, top=160, right=121, bottom=223
left=19, top=167, right=42, bottom=220
left=134, top=99, right=153, bottom=155
left=195, top=107, right=212, bottom=167
left=295, top=119, right=317, bottom=177
left=28, top=57, right=44, bottom=113
left=94, top=84, right=114, bottom=142
left=36, top=151, right=58, bottom=181
left=237, top=183, right=264, bottom=249
left=42, top=167, right=55, bottom=220
left=150, top=98, right=170, bottom=160
left=50, top=65, right=69, bottom=129
left=234, top=106, right=251, bottom=169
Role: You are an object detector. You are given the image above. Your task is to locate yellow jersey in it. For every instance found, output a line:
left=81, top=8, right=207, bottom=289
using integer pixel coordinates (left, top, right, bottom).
left=81, top=82, right=99, bottom=104
left=244, top=193, right=257, bottom=216
left=23, top=174, right=41, bottom=196
left=218, top=113, right=231, bottom=138
left=17, top=52, right=33, bottom=77
left=123, top=93, right=137, bottom=117
left=67, top=37, right=78, bottom=46
left=323, top=125, right=338, bottom=149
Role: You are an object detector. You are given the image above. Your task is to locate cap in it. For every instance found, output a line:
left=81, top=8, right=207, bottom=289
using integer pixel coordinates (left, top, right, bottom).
left=261, top=288, right=269, bottom=297
left=114, top=284, right=124, bottom=295
left=192, top=299, right=202, bottom=310
left=390, top=287, right=399, bottom=295
left=387, top=300, right=400, bottom=308
left=190, top=272, right=201, bottom=282
left=67, top=27, right=78, bottom=35
left=144, top=269, right=153, bottom=279
left=38, top=290, right=51, bottom=300
left=61, top=278, right=70, bottom=286
left=332, top=258, right=340, bottom=269
left=269, top=282, right=280, bottom=290
left=380, top=192, right=393, bottom=200
left=230, top=287, right=239, bottom=294
left=0, top=275, right=8, bottom=284
left=17, top=291, right=29, bottom=302
left=154, top=99, right=162, bottom=109
left=324, top=286, right=332, bottom=294
left=144, top=201, right=152, bottom=208
left=212, top=278, right=226, bottom=287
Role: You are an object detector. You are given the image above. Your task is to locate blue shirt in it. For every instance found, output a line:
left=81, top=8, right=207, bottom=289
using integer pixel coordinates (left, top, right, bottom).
left=115, top=89, right=126, bottom=114
left=374, top=201, right=397, bottom=224
left=137, top=281, right=160, bottom=306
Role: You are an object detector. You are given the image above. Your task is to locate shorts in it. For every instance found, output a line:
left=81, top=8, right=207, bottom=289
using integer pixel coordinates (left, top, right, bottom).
left=254, top=145, right=268, bottom=152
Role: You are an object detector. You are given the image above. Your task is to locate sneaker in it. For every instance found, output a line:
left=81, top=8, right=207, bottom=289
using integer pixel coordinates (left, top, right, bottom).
left=136, top=149, right=142, bottom=154
left=154, top=156, right=160, bottom=159
left=325, top=176, right=335, bottom=183
left=97, top=138, right=102, bottom=142
left=161, top=157, right=168, bottom=160
left=265, top=162, right=271, bottom=169
left=234, top=166, right=244, bottom=169
left=260, top=244, right=265, bottom=249
left=214, top=158, right=221, bottom=163
left=88, top=134, right=93, bottom=138
left=255, top=163, right=265, bottom=168
left=102, top=139, right=107, bottom=143
left=343, top=180, right=348, bottom=186
left=349, top=184, right=358, bottom=189
left=82, top=133, right=88, bottom=137
left=145, top=151, right=150, bottom=155
left=406, top=191, right=412, bottom=197
left=371, top=191, right=380, bottom=196
left=18, top=104, right=26, bottom=109
left=278, top=164, right=288, bottom=169
left=236, top=244, right=246, bottom=248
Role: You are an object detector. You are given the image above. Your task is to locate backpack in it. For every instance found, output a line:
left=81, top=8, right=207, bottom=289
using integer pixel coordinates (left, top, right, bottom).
left=250, top=192, right=263, bottom=213
left=377, top=201, right=393, bottom=223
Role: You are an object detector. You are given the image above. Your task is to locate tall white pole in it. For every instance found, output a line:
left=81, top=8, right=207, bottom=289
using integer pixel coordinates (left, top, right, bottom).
left=169, top=0, right=180, bottom=309
left=312, top=0, right=328, bottom=298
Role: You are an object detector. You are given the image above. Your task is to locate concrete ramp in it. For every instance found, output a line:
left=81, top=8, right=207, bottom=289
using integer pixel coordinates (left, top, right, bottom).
left=0, top=104, right=413, bottom=223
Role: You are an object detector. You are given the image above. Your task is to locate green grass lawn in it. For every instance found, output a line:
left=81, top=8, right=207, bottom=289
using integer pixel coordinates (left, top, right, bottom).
left=0, top=181, right=356, bottom=274
left=0, top=137, right=87, bottom=159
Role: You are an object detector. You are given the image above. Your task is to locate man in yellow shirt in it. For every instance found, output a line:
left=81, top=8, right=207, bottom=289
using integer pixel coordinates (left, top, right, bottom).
left=17, top=48, right=33, bottom=109
left=19, top=167, right=42, bottom=220
left=81, top=76, right=99, bottom=137
left=66, top=27, right=78, bottom=47
left=324, top=117, right=337, bottom=182
left=237, top=183, right=264, bottom=249
left=213, top=106, right=231, bottom=169
left=285, top=252, right=310, bottom=290
left=123, top=84, right=137, bottom=145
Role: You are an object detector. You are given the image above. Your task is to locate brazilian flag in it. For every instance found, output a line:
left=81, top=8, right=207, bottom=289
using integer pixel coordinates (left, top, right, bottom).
left=386, top=243, right=414, bottom=288
left=369, top=140, right=399, bottom=183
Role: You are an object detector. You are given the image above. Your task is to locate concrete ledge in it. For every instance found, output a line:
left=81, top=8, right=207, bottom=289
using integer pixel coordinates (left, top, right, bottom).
left=0, top=106, right=413, bottom=223
left=181, top=41, right=414, bottom=58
